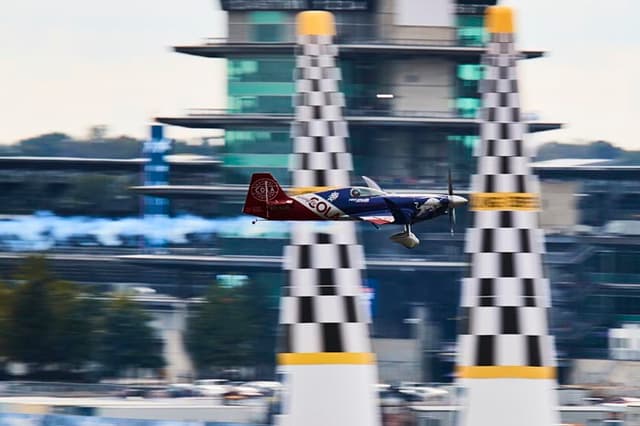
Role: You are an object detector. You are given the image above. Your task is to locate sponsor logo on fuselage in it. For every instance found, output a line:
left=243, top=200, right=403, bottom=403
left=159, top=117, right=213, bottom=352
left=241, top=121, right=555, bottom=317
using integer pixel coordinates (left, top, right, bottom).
left=349, top=198, right=370, bottom=203
left=296, top=193, right=345, bottom=219
left=415, top=198, right=441, bottom=216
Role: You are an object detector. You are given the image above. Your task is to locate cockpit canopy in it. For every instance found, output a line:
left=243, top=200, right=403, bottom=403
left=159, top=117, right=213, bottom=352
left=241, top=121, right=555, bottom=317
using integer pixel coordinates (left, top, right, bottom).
left=349, top=186, right=386, bottom=198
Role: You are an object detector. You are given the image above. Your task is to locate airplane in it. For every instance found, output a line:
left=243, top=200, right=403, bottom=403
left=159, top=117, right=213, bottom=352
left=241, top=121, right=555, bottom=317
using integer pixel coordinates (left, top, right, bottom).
left=242, top=172, right=467, bottom=248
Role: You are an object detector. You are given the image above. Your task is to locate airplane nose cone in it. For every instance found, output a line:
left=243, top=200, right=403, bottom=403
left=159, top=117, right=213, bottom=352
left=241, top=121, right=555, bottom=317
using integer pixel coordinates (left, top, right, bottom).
left=450, top=195, right=468, bottom=207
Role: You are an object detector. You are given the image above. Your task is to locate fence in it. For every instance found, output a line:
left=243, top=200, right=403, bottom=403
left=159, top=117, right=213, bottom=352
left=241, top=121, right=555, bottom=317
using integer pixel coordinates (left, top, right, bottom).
left=0, top=414, right=261, bottom=426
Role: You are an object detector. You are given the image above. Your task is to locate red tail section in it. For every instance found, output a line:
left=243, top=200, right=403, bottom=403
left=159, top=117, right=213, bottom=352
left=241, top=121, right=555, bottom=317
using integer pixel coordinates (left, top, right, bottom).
left=242, top=173, right=291, bottom=218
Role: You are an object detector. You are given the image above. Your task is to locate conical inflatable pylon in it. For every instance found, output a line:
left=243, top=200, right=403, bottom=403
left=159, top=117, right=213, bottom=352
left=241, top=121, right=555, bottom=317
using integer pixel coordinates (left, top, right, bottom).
left=456, top=6, right=560, bottom=426
left=276, top=11, right=380, bottom=426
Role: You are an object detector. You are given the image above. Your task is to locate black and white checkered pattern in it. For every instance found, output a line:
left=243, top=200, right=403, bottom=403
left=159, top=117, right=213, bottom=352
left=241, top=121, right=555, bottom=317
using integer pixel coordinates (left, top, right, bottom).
left=289, top=34, right=352, bottom=187
left=457, top=32, right=557, bottom=369
left=472, top=32, right=537, bottom=195
left=279, top=31, right=371, bottom=356
left=280, top=226, right=371, bottom=354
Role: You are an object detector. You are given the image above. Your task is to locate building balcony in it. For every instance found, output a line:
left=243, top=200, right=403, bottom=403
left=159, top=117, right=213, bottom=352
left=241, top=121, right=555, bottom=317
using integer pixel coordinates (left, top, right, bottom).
left=175, top=40, right=544, bottom=61
left=156, top=109, right=562, bottom=134
left=117, top=252, right=468, bottom=272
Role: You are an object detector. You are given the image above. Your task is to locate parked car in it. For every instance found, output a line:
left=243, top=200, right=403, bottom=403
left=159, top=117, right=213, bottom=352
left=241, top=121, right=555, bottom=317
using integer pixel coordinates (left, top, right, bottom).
left=194, top=379, right=230, bottom=397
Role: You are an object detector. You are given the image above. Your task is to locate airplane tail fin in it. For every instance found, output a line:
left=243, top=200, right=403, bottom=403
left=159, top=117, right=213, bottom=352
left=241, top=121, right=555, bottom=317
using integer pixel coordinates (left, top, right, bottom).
left=242, top=173, right=289, bottom=218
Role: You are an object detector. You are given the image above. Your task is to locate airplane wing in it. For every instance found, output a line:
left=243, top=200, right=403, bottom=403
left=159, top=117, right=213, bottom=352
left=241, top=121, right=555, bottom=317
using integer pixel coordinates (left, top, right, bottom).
left=351, top=211, right=396, bottom=225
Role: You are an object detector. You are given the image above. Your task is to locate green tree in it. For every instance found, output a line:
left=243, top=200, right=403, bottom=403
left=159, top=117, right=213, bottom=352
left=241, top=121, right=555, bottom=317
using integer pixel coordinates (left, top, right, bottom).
left=186, top=283, right=255, bottom=374
left=6, top=256, right=102, bottom=374
left=7, top=256, right=56, bottom=370
left=17, top=132, right=70, bottom=156
left=242, top=277, right=279, bottom=370
left=98, top=297, right=165, bottom=377
left=0, top=282, right=14, bottom=361
left=48, top=281, right=102, bottom=370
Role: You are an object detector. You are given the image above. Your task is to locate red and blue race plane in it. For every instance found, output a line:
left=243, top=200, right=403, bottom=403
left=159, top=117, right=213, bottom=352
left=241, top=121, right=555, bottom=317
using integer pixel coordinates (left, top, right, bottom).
left=242, top=172, right=467, bottom=248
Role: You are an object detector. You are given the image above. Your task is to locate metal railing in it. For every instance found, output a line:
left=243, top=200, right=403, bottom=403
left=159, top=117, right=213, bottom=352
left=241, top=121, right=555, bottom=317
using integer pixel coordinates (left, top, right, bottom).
left=223, top=13, right=464, bottom=47
left=186, top=107, right=466, bottom=120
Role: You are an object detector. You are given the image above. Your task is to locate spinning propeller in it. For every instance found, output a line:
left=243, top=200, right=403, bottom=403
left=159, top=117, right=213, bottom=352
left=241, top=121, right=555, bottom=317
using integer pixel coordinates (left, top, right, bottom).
left=449, top=169, right=455, bottom=235
left=446, top=169, right=468, bottom=236
left=447, top=169, right=467, bottom=235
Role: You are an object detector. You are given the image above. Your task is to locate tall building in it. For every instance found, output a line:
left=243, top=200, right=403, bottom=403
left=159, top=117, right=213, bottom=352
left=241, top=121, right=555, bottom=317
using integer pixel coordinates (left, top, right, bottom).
left=159, top=0, right=560, bottom=190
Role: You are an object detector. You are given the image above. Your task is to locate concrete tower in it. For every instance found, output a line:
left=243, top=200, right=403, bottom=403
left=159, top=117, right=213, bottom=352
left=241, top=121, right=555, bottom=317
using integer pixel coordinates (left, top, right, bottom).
left=456, top=6, right=559, bottom=426
left=276, top=11, right=380, bottom=426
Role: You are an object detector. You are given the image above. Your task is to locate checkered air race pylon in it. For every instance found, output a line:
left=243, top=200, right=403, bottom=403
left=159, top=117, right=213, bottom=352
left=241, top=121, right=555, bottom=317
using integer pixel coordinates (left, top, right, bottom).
left=456, top=7, right=560, bottom=426
left=275, top=11, right=380, bottom=426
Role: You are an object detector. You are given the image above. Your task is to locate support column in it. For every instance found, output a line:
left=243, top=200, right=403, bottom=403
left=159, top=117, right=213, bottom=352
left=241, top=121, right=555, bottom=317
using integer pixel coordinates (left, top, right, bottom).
left=276, top=11, right=380, bottom=426
left=457, top=7, right=560, bottom=426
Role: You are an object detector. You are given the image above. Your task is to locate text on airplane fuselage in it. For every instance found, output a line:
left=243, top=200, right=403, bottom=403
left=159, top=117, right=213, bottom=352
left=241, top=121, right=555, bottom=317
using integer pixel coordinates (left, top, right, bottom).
left=306, top=196, right=342, bottom=218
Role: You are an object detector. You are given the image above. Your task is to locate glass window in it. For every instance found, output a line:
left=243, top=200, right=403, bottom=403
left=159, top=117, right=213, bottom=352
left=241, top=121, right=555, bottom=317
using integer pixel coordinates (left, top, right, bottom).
left=228, top=57, right=296, bottom=114
left=456, top=98, right=481, bottom=118
left=350, top=187, right=384, bottom=197
left=249, top=11, right=287, bottom=42
left=457, top=15, right=487, bottom=47
left=456, top=64, right=483, bottom=118
left=229, top=58, right=294, bottom=83
left=224, top=153, right=289, bottom=168
left=457, top=64, right=484, bottom=81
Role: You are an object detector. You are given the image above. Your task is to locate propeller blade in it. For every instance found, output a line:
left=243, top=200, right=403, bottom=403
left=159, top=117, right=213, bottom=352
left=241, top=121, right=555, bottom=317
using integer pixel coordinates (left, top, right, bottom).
left=450, top=207, right=456, bottom=235
left=448, top=168, right=455, bottom=235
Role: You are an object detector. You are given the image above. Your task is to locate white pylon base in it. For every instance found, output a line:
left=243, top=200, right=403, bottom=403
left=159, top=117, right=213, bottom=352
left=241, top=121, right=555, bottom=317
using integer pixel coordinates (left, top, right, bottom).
left=457, top=379, right=559, bottom=426
left=279, top=364, right=379, bottom=426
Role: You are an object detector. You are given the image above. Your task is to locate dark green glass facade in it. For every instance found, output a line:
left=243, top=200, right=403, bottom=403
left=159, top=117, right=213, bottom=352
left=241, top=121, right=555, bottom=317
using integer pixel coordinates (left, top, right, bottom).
left=226, top=54, right=295, bottom=183
left=454, top=14, right=487, bottom=154
left=228, top=57, right=295, bottom=114
left=248, top=11, right=289, bottom=42
left=223, top=11, right=491, bottom=185
left=456, top=14, right=486, bottom=47
left=456, top=64, right=483, bottom=119
left=225, top=54, right=383, bottom=184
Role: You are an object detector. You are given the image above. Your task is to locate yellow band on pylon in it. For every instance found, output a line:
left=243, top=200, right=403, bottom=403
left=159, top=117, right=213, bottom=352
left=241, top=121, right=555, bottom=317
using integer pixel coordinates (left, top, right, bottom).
left=471, top=192, right=540, bottom=211
left=456, top=365, right=556, bottom=379
left=485, top=6, right=515, bottom=34
left=457, top=366, right=556, bottom=379
left=297, top=11, right=336, bottom=36
left=278, top=352, right=375, bottom=365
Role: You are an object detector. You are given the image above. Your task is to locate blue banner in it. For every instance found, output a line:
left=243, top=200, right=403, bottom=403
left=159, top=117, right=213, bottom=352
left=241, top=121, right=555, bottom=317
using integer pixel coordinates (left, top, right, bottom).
left=0, top=414, right=261, bottom=426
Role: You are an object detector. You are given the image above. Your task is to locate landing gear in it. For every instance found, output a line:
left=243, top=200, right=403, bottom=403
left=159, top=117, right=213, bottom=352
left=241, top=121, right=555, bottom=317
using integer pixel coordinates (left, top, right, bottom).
left=389, top=224, right=420, bottom=249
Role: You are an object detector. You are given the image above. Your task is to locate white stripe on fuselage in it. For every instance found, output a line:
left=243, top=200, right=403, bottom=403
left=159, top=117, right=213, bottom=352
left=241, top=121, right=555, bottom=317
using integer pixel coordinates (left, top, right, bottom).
left=294, top=193, right=350, bottom=220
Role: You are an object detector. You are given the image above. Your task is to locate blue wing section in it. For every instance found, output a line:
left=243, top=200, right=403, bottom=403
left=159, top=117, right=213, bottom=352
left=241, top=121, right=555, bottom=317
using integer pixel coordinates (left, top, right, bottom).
left=383, top=197, right=414, bottom=224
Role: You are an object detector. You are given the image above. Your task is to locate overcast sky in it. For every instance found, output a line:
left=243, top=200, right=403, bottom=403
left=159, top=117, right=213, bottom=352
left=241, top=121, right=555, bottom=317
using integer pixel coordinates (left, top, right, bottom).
left=1, top=0, right=638, bottom=149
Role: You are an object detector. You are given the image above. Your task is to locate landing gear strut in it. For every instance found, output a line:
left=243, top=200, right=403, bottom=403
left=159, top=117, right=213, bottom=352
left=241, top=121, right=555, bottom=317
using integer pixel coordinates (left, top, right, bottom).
left=389, top=224, right=420, bottom=249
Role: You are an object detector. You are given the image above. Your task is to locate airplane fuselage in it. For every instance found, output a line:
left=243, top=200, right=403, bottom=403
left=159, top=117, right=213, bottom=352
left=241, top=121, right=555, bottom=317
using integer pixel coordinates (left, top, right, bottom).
left=292, top=187, right=448, bottom=224
left=269, top=186, right=451, bottom=225
left=243, top=173, right=468, bottom=247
